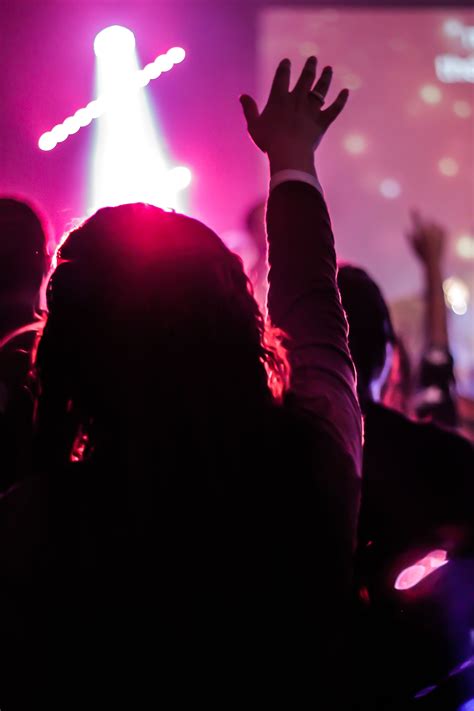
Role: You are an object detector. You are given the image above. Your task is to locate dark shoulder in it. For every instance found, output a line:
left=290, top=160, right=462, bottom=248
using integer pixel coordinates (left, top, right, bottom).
left=364, top=402, right=474, bottom=486
left=0, top=475, right=49, bottom=579
left=367, top=402, right=472, bottom=450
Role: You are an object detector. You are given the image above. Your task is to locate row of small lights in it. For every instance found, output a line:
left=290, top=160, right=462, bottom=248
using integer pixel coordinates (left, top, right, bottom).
left=38, top=46, right=186, bottom=152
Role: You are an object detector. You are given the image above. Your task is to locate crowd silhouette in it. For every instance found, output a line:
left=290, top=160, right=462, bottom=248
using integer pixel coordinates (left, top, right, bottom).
left=0, top=55, right=473, bottom=710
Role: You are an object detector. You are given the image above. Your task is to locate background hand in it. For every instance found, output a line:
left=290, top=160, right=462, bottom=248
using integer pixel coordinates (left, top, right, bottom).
left=407, top=210, right=446, bottom=267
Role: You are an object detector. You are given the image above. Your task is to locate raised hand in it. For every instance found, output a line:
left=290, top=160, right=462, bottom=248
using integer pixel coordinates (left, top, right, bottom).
left=240, top=57, right=349, bottom=173
left=407, top=210, right=446, bottom=267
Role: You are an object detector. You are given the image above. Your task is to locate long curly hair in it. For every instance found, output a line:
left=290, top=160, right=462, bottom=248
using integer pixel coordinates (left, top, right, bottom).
left=34, top=203, right=289, bottom=470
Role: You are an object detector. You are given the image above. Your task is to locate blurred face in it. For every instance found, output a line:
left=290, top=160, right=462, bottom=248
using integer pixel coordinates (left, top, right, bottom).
left=371, top=341, right=394, bottom=403
left=0, top=204, right=47, bottom=299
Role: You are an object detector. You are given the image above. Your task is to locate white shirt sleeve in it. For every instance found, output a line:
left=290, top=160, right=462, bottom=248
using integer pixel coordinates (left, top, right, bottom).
left=270, top=169, right=323, bottom=196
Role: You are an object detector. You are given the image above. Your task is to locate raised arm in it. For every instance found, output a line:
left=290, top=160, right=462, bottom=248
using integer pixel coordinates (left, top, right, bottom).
left=407, top=210, right=458, bottom=427
left=241, top=57, right=362, bottom=475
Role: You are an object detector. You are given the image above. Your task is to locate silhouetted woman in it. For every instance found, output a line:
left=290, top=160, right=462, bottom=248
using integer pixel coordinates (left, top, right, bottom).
left=0, top=58, right=361, bottom=709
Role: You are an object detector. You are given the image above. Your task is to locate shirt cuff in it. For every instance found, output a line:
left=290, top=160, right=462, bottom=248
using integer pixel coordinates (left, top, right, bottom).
left=423, top=346, right=452, bottom=366
left=270, top=169, right=323, bottom=196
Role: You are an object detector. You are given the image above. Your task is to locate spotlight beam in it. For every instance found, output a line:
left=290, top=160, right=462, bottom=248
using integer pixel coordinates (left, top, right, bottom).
left=90, top=28, right=190, bottom=212
left=38, top=46, right=186, bottom=151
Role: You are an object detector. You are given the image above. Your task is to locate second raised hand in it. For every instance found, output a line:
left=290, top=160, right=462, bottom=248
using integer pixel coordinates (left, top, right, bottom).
left=240, top=56, right=349, bottom=171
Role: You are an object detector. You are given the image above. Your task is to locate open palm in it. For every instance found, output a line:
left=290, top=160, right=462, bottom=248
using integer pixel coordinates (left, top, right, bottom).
left=240, top=57, right=349, bottom=157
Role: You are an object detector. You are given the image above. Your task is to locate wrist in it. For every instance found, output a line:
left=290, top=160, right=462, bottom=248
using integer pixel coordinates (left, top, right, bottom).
left=424, top=259, right=442, bottom=280
left=268, top=147, right=316, bottom=177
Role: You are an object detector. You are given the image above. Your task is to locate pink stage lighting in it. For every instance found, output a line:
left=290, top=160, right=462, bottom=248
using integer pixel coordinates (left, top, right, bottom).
left=394, top=549, right=448, bottom=591
left=38, top=27, right=186, bottom=152
left=37, top=25, right=191, bottom=212
left=89, top=27, right=190, bottom=212
left=93, top=25, right=136, bottom=58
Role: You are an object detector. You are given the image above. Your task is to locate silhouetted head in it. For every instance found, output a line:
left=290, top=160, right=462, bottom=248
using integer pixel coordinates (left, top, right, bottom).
left=337, top=264, right=396, bottom=410
left=35, top=203, right=287, bottom=467
left=0, top=198, right=48, bottom=338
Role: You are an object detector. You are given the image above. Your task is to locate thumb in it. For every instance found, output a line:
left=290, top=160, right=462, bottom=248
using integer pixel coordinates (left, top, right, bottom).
left=239, top=94, right=259, bottom=126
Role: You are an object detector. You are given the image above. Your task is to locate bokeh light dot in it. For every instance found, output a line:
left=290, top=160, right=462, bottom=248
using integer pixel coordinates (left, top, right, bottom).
left=452, top=303, right=468, bottom=316
left=343, top=133, right=367, bottom=155
left=420, top=84, right=442, bottom=104
left=438, top=157, right=459, bottom=177
left=453, top=100, right=471, bottom=118
left=379, top=178, right=401, bottom=199
left=299, top=41, right=320, bottom=57
left=443, top=19, right=463, bottom=38
left=443, top=276, right=469, bottom=315
left=343, top=73, right=362, bottom=90
left=456, top=234, right=474, bottom=259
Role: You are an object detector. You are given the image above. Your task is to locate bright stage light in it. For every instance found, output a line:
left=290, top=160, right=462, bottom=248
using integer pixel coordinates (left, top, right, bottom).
left=63, top=116, right=81, bottom=135
left=443, top=276, right=469, bottom=315
left=38, top=133, right=56, bottom=151
left=37, top=27, right=190, bottom=210
left=90, top=33, right=188, bottom=212
left=168, top=166, right=192, bottom=190
left=94, top=26, right=136, bottom=58
left=167, top=47, right=186, bottom=64
left=154, top=54, right=174, bottom=73
left=137, top=71, right=151, bottom=88
left=87, top=100, right=106, bottom=119
left=51, top=124, right=69, bottom=143
left=38, top=43, right=186, bottom=151
left=143, top=61, right=162, bottom=82
left=75, top=108, right=92, bottom=127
